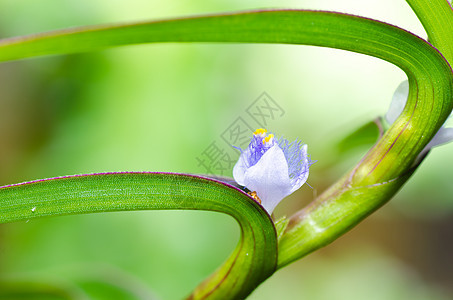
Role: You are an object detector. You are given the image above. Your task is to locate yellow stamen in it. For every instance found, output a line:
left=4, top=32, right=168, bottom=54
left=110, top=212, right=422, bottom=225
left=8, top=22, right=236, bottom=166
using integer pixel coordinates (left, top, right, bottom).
left=263, top=134, right=274, bottom=144
left=253, top=128, right=267, bottom=136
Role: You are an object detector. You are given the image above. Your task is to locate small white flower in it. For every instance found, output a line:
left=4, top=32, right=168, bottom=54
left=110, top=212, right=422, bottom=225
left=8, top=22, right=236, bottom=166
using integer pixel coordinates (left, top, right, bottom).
left=233, top=128, right=313, bottom=214
left=386, top=80, right=453, bottom=156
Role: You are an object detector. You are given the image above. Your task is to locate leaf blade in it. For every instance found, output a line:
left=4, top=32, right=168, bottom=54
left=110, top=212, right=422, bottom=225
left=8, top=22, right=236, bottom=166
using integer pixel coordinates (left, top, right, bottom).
left=0, top=172, right=277, bottom=300
left=406, top=0, right=453, bottom=66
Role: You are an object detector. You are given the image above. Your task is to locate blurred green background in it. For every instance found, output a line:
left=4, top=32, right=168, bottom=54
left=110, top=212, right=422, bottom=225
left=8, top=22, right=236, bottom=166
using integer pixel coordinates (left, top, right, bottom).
left=0, top=0, right=452, bottom=299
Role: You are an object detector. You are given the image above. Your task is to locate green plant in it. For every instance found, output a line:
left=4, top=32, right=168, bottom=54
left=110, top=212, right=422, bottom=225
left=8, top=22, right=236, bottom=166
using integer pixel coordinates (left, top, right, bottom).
left=0, top=0, right=452, bottom=299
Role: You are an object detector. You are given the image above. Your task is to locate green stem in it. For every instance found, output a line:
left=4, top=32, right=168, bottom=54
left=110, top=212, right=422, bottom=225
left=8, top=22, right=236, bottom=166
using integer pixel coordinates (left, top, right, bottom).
left=1, top=10, right=451, bottom=180
left=406, top=0, right=453, bottom=66
left=0, top=173, right=277, bottom=300
left=277, top=10, right=453, bottom=266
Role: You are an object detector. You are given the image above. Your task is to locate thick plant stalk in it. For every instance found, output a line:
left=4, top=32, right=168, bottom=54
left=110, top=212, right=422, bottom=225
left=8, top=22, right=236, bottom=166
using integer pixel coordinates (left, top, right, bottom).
left=405, top=0, right=453, bottom=65
left=0, top=173, right=277, bottom=299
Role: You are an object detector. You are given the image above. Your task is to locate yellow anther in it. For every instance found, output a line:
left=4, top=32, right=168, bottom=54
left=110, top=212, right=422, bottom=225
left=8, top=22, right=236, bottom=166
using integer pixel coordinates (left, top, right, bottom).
left=263, top=134, right=274, bottom=144
left=253, top=128, right=267, bottom=136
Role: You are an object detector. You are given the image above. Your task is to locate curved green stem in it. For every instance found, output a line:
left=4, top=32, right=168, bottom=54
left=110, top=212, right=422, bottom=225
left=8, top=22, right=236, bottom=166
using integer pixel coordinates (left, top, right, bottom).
left=0, top=172, right=277, bottom=299
left=406, top=0, right=453, bottom=65
left=1, top=10, right=451, bottom=179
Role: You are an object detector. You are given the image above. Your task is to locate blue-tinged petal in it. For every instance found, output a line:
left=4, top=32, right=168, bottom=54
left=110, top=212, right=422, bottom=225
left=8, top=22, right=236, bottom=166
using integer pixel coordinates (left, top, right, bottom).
left=429, top=127, right=453, bottom=147
left=386, top=80, right=453, bottom=151
left=233, top=128, right=313, bottom=214
left=385, top=80, right=409, bottom=124
left=419, top=127, right=453, bottom=159
left=233, top=149, right=249, bottom=186
left=288, top=144, right=310, bottom=193
left=241, top=145, right=293, bottom=214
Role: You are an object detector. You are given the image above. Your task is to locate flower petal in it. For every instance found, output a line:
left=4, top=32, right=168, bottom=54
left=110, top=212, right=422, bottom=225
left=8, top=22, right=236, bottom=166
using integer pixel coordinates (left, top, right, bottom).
left=242, top=145, right=292, bottom=213
left=425, top=127, right=453, bottom=150
left=232, top=149, right=249, bottom=186
left=386, top=80, right=453, bottom=155
left=289, top=144, right=310, bottom=193
left=385, top=80, right=409, bottom=124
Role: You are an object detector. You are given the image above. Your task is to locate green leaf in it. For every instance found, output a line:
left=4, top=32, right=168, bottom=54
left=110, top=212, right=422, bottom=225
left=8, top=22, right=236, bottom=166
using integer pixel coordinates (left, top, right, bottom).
left=336, top=118, right=383, bottom=156
left=1, top=10, right=451, bottom=179
left=278, top=169, right=412, bottom=267
left=0, top=279, right=80, bottom=300
left=406, top=0, right=453, bottom=66
left=75, top=279, right=151, bottom=300
left=0, top=173, right=277, bottom=300
left=274, top=216, right=289, bottom=242
left=0, top=9, right=450, bottom=178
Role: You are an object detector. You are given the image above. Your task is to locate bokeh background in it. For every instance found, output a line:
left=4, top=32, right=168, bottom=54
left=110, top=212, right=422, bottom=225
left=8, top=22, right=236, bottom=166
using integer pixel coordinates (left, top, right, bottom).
left=0, top=0, right=452, bottom=299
